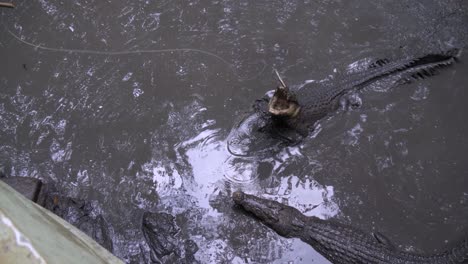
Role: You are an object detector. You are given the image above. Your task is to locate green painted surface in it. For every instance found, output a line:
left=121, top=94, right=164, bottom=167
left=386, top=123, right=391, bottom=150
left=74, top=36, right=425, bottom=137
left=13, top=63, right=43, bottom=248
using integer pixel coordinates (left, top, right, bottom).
left=0, top=181, right=123, bottom=264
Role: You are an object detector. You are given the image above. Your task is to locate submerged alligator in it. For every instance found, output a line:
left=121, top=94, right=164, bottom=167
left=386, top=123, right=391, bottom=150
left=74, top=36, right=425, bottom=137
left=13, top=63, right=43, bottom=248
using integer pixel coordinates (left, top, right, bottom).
left=233, top=191, right=468, bottom=264
left=227, top=49, right=460, bottom=156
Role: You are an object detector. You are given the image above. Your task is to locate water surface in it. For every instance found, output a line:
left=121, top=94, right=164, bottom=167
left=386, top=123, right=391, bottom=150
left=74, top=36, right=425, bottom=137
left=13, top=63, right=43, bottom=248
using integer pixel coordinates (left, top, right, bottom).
left=1, top=0, right=468, bottom=263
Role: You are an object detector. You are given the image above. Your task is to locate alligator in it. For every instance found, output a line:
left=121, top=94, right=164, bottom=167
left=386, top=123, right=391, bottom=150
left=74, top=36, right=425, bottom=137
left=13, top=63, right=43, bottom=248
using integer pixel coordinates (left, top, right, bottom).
left=233, top=191, right=468, bottom=264
left=227, top=49, right=460, bottom=156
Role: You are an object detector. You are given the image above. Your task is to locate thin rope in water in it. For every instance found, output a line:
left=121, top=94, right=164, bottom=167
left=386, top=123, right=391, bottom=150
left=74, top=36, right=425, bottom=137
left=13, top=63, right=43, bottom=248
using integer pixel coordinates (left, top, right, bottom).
left=3, top=23, right=268, bottom=80
left=6, top=27, right=231, bottom=62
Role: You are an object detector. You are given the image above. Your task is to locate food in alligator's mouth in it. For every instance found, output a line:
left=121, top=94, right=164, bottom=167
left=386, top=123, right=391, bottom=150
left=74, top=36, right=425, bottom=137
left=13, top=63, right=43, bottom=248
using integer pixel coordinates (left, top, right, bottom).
left=268, top=70, right=301, bottom=118
left=268, top=86, right=301, bottom=117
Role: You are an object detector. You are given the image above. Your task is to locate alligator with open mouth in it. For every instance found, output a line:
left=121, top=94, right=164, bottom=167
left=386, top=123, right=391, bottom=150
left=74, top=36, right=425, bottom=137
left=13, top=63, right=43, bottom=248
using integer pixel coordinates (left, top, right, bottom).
left=227, top=49, right=460, bottom=156
left=233, top=191, right=468, bottom=264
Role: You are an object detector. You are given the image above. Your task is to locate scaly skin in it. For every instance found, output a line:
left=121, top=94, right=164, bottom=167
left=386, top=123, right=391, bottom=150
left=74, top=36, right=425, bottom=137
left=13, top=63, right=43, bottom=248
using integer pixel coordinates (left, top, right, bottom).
left=228, top=49, right=461, bottom=154
left=271, top=49, right=460, bottom=122
left=297, top=50, right=457, bottom=120
left=233, top=191, right=468, bottom=264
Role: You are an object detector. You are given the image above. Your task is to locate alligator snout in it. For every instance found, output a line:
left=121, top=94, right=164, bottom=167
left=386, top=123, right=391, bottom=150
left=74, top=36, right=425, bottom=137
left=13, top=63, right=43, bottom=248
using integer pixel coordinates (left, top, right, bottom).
left=233, top=191, right=308, bottom=238
left=232, top=191, right=280, bottom=223
left=232, top=191, right=245, bottom=203
left=268, top=70, right=301, bottom=118
left=268, top=86, right=301, bottom=118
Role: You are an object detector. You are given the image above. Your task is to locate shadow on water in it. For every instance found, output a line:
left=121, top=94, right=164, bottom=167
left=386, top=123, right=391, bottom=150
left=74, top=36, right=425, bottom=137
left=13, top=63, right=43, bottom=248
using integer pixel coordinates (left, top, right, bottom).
left=1, top=0, right=468, bottom=263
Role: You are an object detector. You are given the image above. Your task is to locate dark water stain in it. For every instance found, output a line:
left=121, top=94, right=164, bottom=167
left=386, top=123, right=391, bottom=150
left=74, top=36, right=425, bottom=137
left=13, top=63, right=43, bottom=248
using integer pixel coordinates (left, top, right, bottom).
left=1, top=0, right=468, bottom=263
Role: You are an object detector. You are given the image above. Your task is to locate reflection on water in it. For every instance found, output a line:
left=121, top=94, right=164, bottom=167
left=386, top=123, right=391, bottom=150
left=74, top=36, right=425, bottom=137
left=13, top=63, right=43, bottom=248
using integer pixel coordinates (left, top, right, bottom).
left=92, top=91, right=339, bottom=262
left=1, top=0, right=468, bottom=262
left=223, top=157, right=259, bottom=183
left=145, top=114, right=339, bottom=262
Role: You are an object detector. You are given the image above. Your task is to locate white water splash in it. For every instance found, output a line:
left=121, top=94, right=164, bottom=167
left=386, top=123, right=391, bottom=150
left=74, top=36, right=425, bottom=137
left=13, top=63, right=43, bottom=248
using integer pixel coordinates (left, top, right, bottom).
left=122, top=72, right=133, bottom=81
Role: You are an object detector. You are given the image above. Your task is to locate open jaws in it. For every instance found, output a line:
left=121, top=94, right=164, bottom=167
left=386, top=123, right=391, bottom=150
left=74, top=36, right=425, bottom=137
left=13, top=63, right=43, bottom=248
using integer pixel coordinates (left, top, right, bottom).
left=268, top=70, right=301, bottom=118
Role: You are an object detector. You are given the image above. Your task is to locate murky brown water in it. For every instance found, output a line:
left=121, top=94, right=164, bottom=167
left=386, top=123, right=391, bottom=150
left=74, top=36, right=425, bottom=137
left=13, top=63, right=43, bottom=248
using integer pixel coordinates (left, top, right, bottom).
left=1, top=0, right=468, bottom=263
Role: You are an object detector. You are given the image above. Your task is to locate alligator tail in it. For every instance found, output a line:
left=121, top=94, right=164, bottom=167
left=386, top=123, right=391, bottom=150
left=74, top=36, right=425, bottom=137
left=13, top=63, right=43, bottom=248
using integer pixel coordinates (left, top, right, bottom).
left=353, top=48, right=461, bottom=89
left=399, top=48, right=460, bottom=82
